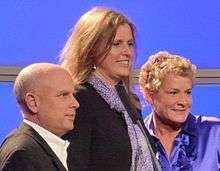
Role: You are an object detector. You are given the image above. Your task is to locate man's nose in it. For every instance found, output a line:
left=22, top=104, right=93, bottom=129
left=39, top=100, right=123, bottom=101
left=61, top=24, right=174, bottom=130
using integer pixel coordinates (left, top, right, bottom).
left=71, top=95, right=80, bottom=109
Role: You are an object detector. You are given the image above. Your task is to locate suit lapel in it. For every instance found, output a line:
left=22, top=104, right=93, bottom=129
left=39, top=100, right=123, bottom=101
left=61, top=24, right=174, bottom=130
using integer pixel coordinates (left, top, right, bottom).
left=19, top=122, right=67, bottom=171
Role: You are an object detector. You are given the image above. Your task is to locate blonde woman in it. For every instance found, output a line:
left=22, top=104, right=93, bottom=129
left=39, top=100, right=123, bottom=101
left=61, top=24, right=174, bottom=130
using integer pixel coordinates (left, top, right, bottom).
left=139, top=51, right=220, bottom=170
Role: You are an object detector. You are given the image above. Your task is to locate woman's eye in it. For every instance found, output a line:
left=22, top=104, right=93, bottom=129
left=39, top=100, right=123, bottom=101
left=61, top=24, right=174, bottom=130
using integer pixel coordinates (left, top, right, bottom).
left=187, top=91, right=192, bottom=95
left=128, top=42, right=134, bottom=47
left=112, top=42, right=120, bottom=46
left=169, top=91, right=177, bottom=95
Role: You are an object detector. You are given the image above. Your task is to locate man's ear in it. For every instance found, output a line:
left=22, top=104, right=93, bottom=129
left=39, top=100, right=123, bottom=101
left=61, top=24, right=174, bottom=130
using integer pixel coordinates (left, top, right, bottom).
left=143, top=88, right=154, bottom=105
left=25, top=92, right=40, bottom=114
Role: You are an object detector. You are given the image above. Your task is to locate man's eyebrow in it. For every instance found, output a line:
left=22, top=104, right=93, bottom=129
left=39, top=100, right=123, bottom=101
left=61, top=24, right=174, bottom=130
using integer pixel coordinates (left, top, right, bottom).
left=56, top=90, right=71, bottom=95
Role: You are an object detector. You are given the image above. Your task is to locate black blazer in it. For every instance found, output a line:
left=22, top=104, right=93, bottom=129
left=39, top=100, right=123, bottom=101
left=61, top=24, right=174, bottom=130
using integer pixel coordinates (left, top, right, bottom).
left=63, top=83, right=153, bottom=171
left=0, top=122, right=67, bottom=171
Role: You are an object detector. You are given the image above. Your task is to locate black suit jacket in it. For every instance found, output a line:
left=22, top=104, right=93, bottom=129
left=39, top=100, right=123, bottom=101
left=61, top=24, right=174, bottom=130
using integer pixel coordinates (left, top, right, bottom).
left=0, top=122, right=67, bottom=171
left=63, top=83, right=155, bottom=171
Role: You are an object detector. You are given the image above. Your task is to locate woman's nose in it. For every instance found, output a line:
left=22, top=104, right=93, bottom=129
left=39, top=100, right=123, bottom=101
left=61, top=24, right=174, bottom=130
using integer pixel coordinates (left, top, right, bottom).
left=122, top=44, right=132, bottom=56
left=178, top=94, right=191, bottom=106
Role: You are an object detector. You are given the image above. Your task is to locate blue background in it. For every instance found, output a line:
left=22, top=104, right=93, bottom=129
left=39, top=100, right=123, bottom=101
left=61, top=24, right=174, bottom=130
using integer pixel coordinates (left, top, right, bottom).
left=1, top=0, right=220, bottom=67
left=1, top=1, right=220, bottom=143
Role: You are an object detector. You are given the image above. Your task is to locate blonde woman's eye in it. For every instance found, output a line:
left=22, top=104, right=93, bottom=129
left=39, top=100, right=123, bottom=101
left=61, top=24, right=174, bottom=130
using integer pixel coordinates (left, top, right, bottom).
left=169, top=91, right=177, bottom=95
left=187, top=91, right=192, bottom=95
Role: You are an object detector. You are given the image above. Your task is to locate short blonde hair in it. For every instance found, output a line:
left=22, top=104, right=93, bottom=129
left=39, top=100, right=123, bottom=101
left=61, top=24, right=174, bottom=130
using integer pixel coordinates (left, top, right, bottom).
left=139, top=51, right=197, bottom=92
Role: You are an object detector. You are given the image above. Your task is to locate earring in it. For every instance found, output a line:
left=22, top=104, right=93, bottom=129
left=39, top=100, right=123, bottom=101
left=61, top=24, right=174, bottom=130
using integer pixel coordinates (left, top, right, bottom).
left=92, top=65, right=97, bottom=70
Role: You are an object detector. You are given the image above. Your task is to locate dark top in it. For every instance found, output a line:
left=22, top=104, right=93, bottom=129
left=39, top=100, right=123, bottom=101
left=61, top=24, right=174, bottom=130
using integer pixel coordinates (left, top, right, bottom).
left=64, top=83, right=157, bottom=171
left=0, top=122, right=67, bottom=171
left=63, top=83, right=133, bottom=171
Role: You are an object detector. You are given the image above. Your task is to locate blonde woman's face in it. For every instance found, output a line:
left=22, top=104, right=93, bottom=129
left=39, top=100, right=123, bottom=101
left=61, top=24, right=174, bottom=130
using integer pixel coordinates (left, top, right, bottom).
left=149, top=74, right=193, bottom=127
left=96, top=24, right=134, bottom=84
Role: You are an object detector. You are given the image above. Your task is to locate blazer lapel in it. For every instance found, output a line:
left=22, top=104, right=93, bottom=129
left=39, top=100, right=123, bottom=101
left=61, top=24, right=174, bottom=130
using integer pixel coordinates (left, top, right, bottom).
left=19, top=122, right=67, bottom=171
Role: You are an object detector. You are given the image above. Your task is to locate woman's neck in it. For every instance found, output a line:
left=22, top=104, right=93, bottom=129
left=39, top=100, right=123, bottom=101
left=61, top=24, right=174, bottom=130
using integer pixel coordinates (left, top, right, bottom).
left=152, top=112, right=182, bottom=136
left=153, top=113, right=181, bottom=157
left=94, top=70, right=120, bottom=88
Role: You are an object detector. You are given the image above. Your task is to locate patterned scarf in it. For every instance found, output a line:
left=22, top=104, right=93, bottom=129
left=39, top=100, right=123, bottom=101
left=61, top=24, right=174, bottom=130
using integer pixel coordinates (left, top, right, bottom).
left=88, top=74, right=154, bottom=171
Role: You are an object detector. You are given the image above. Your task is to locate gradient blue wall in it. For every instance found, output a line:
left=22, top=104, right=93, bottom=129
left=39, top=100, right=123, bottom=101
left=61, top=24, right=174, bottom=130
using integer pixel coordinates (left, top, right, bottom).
left=1, top=1, right=220, bottom=143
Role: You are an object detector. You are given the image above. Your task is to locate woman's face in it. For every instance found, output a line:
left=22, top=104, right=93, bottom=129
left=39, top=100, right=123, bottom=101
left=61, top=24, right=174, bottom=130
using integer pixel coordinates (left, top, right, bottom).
left=145, top=74, right=193, bottom=128
left=96, top=23, right=134, bottom=85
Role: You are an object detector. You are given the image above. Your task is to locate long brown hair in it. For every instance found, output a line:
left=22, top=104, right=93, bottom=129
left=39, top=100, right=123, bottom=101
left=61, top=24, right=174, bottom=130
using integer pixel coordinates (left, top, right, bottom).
left=60, top=7, right=140, bottom=109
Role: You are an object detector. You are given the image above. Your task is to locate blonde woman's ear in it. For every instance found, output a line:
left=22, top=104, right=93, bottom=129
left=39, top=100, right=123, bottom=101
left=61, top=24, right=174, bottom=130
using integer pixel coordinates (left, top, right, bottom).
left=143, top=88, right=154, bottom=105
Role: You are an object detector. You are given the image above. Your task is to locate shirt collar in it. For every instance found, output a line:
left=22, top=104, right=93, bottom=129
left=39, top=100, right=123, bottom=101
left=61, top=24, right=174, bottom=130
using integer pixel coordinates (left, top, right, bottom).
left=144, top=113, right=198, bottom=138
left=181, top=114, right=197, bottom=137
left=23, top=119, right=70, bottom=154
left=144, top=112, right=155, bottom=136
left=23, top=119, right=70, bottom=170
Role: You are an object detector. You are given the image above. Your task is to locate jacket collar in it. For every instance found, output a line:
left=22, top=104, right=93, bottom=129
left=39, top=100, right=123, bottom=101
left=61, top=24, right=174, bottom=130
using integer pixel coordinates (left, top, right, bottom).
left=145, top=113, right=198, bottom=138
left=19, top=122, right=67, bottom=171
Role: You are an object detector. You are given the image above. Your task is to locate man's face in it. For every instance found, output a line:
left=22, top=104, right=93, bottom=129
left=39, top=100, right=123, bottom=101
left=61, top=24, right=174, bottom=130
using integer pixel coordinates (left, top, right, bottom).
left=36, top=69, right=79, bottom=136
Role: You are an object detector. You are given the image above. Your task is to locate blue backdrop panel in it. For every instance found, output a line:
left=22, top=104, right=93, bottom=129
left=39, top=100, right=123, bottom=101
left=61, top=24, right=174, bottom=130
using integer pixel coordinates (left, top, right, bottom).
left=0, top=1, right=220, bottom=67
left=0, top=84, right=21, bottom=143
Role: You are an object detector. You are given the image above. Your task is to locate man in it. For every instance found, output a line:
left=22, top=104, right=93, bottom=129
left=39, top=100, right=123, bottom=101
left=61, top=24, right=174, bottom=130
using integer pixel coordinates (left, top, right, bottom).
left=0, top=63, right=79, bottom=171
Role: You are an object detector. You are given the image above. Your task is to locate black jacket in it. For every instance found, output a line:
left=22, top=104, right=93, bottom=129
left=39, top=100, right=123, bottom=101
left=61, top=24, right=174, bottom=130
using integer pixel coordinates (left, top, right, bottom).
left=0, top=123, right=67, bottom=171
left=63, top=83, right=157, bottom=171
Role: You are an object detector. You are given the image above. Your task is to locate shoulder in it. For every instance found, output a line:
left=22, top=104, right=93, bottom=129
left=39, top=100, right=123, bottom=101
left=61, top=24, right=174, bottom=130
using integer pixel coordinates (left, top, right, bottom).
left=0, top=128, right=40, bottom=154
left=75, top=83, right=109, bottom=110
left=76, top=83, right=96, bottom=97
left=194, top=115, right=220, bottom=126
left=0, top=130, right=58, bottom=170
left=191, top=115, right=220, bottom=154
left=0, top=132, right=41, bottom=170
left=0, top=148, right=30, bottom=171
left=0, top=123, right=49, bottom=154
left=75, top=83, right=101, bottom=103
left=0, top=146, right=51, bottom=171
left=191, top=115, right=220, bottom=135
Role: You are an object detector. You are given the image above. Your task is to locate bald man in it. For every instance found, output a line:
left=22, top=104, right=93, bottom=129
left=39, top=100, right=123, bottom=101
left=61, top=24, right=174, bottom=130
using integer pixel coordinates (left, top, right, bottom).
left=0, top=63, right=79, bottom=171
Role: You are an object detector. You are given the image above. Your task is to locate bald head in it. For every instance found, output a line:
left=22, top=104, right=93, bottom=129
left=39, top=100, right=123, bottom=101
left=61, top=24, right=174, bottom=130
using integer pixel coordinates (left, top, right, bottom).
left=14, top=63, right=80, bottom=136
left=14, top=63, right=72, bottom=114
